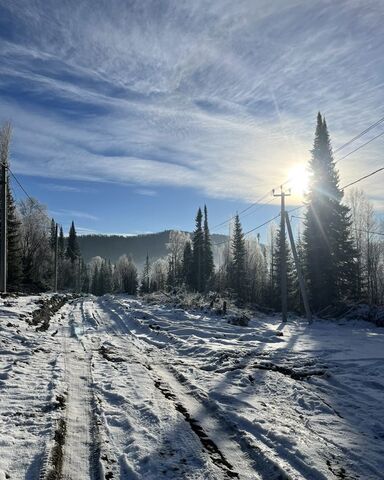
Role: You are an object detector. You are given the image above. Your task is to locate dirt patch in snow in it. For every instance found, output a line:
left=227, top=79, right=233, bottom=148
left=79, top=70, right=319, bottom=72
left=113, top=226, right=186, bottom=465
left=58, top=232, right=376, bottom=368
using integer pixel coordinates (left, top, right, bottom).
left=44, top=418, right=67, bottom=480
left=29, top=295, right=71, bottom=331
left=153, top=378, right=239, bottom=479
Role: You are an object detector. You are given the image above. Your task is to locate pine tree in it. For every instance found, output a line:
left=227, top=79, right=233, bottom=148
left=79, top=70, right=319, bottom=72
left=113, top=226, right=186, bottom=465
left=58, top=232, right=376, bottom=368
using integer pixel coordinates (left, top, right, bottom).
left=272, top=223, right=296, bottom=310
left=230, top=214, right=246, bottom=299
left=303, top=113, right=356, bottom=310
left=192, top=208, right=204, bottom=292
left=6, top=186, right=23, bottom=288
left=66, top=221, right=80, bottom=262
left=49, top=218, right=56, bottom=252
left=58, top=226, right=65, bottom=258
left=92, top=265, right=100, bottom=295
left=203, top=205, right=214, bottom=288
left=0, top=123, right=23, bottom=289
left=140, top=253, right=151, bottom=293
left=182, top=241, right=194, bottom=288
left=98, top=259, right=113, bottom=295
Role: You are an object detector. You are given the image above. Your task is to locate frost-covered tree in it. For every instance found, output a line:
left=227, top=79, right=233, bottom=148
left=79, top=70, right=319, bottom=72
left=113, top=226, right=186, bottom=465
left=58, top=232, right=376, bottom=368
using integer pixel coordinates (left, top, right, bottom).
left=19, top=197, right=51, bottom=289
left=115, top=255, right=138, bottom=294
left=166, top=230, right=188, bottom=288
left=347, top=188, right=383, bottom=304
left=150, top=258, right=167, bottom=291
left=140, top=253, right=151, bottom=293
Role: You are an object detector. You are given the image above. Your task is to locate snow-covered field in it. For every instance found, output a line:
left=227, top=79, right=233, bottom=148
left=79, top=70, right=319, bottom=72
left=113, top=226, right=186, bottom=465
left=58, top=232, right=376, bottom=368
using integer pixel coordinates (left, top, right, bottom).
left=1, top=294, right=383, bottom=479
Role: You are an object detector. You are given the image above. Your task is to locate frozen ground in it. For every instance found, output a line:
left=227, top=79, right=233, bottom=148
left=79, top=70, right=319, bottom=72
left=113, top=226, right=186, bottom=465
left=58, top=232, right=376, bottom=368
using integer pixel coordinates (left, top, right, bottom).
left=1, top=294, right=384, bottom=479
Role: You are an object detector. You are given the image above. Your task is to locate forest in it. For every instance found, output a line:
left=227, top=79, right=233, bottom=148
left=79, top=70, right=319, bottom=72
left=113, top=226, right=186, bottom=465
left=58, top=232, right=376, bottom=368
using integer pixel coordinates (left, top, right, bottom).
left=1, top=114, right=383, bottom=314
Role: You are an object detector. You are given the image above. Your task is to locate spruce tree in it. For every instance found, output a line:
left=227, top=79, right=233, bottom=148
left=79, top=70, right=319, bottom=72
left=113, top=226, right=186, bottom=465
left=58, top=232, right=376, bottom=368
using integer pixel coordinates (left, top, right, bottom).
left=66, top=221, right=80, bottom=262
left=230, top=214, right=246, bottom=299
left=6, top=186, right=23, bottom=288
left=203, top=205, right=214, bottom=287
left=58, top=226, right=65, bottom=258
left=49, top=218, right=56, bottom=252
left=192, top=208, right=204, bottom=292
left=182, top=241, right=194, bottom=289
left=92, top=265, right=100, bottom=295
left=303, top=113, right=356, bottom=310
left=140, top=253, right=151, bottom=293
left=272, top=223, right=296, bottom=310
left=0, top=123, right=23, bottom=289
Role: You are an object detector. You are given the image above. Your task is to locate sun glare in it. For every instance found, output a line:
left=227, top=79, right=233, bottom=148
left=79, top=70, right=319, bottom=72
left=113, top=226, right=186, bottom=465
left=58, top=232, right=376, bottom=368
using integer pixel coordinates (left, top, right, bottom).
left=288, top=164, right=309, bottom=197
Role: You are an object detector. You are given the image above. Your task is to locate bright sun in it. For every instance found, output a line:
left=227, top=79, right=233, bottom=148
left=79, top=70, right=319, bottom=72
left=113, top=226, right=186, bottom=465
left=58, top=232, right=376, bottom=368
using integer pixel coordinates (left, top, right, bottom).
left=288, top=164, right=310, bottom=197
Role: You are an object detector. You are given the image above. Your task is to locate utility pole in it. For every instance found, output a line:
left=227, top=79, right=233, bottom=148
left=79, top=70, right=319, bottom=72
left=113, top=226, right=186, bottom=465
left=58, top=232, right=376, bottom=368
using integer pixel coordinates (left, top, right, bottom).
left=0, top=127, right=9, bottom=294
left=0, top=160, right=7, bottom=294
left=285, top=212, right=312, bottom=323
left=54, top=223, right=58, bottom=292
left=273, top=187, right=291, bottom=322
left=77, top=257, right=82, bottom=294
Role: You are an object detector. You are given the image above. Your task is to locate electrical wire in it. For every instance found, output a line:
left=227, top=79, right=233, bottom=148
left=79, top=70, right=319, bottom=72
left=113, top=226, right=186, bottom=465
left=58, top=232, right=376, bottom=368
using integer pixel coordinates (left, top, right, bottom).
left=212, top=114, right=384, bottom=231
left=213, top=165, right=384, bottom=246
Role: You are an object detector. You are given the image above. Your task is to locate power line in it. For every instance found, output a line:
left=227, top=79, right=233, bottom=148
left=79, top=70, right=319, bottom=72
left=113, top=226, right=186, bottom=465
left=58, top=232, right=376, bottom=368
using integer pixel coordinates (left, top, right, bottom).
left=213, top=164, right=384, bottom=247
left=212, top=191, right=272, bottom=230
left=335, top=130, right=384, bottom=164
left=290, top=216, right=384, bottom=237
left=341, top=166, right=384, bottom=190
left=212, top=113, right=384, bottom=232
left=334, top=115, right=384, bottom=154
left=1, top=161, right=56, bottom=227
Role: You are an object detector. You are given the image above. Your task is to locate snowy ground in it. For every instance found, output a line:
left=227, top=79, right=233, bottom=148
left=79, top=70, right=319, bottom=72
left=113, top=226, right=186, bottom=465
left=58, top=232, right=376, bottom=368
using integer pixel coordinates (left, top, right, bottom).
left=1, top=294, right=384, bottom=479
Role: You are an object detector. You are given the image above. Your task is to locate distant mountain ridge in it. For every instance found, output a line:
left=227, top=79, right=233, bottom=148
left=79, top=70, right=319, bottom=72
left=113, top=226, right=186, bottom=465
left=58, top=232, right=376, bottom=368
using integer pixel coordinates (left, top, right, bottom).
left=78, top=230, right=227, bottom=269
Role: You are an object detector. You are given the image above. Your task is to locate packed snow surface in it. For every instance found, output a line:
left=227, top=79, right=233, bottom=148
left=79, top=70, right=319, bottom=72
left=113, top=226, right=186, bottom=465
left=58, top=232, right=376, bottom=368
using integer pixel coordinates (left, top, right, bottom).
left=1, top=294, right=384, bottom=479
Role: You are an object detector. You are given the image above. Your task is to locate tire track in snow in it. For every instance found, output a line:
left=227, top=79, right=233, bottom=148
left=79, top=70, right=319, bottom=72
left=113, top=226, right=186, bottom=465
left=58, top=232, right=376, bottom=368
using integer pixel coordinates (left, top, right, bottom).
left=95, top=297, right=266, bottom=479
left=47, top=303, right=102, bottom=480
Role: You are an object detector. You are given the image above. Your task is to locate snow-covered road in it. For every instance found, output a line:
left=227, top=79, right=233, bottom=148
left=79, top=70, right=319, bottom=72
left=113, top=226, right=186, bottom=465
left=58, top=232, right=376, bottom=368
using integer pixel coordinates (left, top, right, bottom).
left=1, top=294, right=384, bottom=479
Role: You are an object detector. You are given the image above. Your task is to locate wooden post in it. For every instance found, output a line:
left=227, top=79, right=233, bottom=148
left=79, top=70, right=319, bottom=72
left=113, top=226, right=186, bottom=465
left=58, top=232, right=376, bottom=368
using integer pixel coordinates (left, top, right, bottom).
left=0, top=160, right=7, bottom=294
left=285, top=212, right=312, bottom=323
left=273, top=188, right=291, bottom=322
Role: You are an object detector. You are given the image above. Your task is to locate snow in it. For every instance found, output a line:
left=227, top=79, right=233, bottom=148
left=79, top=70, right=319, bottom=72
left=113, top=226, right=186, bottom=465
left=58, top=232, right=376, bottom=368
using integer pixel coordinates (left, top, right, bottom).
left=1, top=294, right=384, bottom=479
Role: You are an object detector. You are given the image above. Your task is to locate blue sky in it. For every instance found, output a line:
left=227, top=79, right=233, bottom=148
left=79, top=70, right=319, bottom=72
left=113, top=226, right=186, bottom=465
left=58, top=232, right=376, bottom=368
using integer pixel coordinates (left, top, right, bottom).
left=0, top=0, right=383, bottom=239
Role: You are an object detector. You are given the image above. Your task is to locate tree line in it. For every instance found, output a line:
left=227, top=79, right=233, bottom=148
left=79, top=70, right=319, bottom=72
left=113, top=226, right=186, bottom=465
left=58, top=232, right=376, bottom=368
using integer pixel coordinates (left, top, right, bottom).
left=131, top=113, right=384, bottom=311
left=1, top=115, right=383, bottom=311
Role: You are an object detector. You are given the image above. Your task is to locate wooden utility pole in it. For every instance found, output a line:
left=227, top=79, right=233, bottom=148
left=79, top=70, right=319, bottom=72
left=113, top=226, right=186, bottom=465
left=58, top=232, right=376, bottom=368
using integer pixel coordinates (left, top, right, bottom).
left=0, top=160, right=7, bottom=294
left=77, top=257, right=82, bottom=294
left=0, top=124, right=10, bottom=294
left=273, top=187, right=291, bottom=322
left=54, top=223, right=58, bottom=292
left=285, top=212, right=312, bottom=323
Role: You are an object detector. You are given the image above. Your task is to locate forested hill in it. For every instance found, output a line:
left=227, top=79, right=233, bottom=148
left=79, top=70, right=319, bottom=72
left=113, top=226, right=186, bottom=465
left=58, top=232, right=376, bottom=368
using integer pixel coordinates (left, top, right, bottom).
left=78, top=230, right=227, bottom=267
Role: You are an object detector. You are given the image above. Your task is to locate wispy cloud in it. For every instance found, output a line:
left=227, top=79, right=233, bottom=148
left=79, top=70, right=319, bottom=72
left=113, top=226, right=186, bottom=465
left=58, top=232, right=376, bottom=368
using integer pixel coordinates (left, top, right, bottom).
left=51, top=208, right=99, bottom=221
left=42, top=183, right=95, bottom=193
left=1, top=0, right=383, bottom=206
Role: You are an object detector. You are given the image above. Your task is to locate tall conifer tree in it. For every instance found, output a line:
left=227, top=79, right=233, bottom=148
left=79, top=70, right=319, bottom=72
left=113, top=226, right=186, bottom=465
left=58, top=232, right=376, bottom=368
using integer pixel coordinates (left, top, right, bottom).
left=230, top=214, right=246, bottom=299
left=0, top=123, right=23, bottom=288
left=49, top=219, right=56, bottom=251
left=272, top=223, right=296, bottom=310
left=141, top=253, right=151, bottom=293
left=66, top=221, right=80, bottom=262
left=192, top=208, right=204, bottom=291
left=303, top=113, right=356, bottom=310
left=58, top=226, right=65, bottom=258
left=182, top=241, right=194, bottom=288
left=203, top=205, right=214, bottom=287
